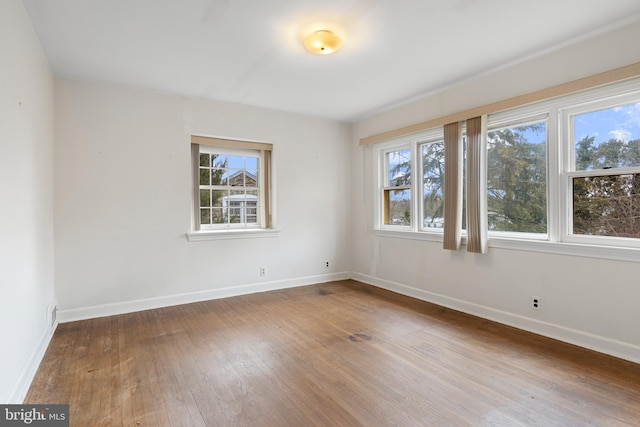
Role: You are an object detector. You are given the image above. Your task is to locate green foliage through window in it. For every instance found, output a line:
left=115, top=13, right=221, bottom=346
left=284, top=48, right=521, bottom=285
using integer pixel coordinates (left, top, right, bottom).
left=573, top=174, right=640, bottom=238
left=487, top=123, right=547, bottom=233
left=572, top=103, right=640, bottom=238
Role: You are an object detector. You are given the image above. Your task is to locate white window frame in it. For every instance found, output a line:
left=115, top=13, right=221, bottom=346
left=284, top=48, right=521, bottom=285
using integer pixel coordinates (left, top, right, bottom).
left=378, top=141, right=414, bottom=230
left=417, top=130, right=446, bottom=233
left=559, top=89, right=640, bottom=249
left=373, top=77, right=640, bottom=261
left=187, top=136, right=279, bottom=242
left=486, top=109, right=551, bottom=241
left=197, top=145, right=263, bottom=230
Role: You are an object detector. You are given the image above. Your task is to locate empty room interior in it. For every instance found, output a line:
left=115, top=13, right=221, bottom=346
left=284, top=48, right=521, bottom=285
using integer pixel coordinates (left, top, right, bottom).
left=3, top=0, right=640, bottom=425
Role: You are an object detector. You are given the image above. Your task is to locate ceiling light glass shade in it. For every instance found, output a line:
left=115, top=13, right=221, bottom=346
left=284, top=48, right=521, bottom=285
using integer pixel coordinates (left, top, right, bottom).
left=303, top=30, right=342, bottom=55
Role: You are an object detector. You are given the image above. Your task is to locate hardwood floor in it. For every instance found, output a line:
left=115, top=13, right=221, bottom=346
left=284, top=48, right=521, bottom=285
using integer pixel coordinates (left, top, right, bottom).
left=26, top=280, right=640, bottom=426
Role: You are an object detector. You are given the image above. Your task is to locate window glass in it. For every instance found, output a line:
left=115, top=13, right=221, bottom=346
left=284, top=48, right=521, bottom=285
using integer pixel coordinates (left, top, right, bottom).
left=384, top=189, right=411, bottom=225
left=387, top=149, right=411, bottom=186
left=383, top=147, right=411, bottom=226
left=487, top=122, right=547, bottom=233
left=574, top=103, right=640, bottom=170
left=573, top=173, right=640, bottom=238
left=198, top=148, right=261, bottom=228
left=421, top=141, right=445, bottom=229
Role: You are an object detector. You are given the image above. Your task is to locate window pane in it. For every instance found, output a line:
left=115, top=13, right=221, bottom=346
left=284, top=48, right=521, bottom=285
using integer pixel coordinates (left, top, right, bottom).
left=229, top=208, right=242, bottom=223
left=211, top=190, right=225, bottom=208
left=200, top=208, right=211, bottom=225
left=573, top=173, right=640, bottom=238
left=228, top=169, right=244, bottom=186
left=199, top=153, right=209, bottom=167
left=246, top=169, right=258, bottom=187
left=422, top=141, right=445, bottom=228
left=384, top=189, right=411, bottom=225
left=387, top=149, right=411, bottom=187
left=211, top=169, right=225, bottom=186
left=246, top=190, right=258, bottom=204
left=199, top=169, right=210, bottom=186
left=218, top=169, right=229, bottom=185
left=199, top=189, right=210, bottom=207
left=212, top=154, right=227, bottom=168
left=574, top=103, right=640, bottom=170
left=245, top=156, right=258, bottom=169
left=246, top=209, right=258, bottom=223
left=227, top=155, right=244, bottom=169
left=212, top=208, right=225, bottom=224
left=487, top=122, right=547, bottom=233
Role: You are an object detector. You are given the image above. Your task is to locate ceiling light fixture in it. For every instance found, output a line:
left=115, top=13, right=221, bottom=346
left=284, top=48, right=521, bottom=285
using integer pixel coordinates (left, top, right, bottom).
left=303, top=30, right=342, bottom=55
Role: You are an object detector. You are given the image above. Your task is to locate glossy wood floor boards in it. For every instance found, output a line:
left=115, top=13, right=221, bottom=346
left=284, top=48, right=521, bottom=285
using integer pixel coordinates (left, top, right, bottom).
left=26, top=280, right=640, bottom=426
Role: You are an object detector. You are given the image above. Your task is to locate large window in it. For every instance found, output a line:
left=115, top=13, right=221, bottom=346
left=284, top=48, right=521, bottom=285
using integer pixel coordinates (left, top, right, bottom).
left=374, top=77, right=640, bottom=256
left=191, top=136, right=272, bottom=232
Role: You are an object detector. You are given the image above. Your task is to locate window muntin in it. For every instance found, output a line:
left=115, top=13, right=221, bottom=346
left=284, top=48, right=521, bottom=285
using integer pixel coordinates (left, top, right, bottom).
left=487, top=120, right=547, bottom=234
left=197, top=145, right=263, bottom=229
left=382, top=147, right=412, bottom=226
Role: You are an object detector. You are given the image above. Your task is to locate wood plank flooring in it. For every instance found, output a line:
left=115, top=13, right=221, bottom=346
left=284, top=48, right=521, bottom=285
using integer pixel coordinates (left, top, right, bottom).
left=26, top=280, right=640, bottom=426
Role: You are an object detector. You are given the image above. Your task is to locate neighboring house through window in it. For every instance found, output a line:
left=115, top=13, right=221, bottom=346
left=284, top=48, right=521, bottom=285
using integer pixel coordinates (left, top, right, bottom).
left=191, top=135, right=272, bottom=232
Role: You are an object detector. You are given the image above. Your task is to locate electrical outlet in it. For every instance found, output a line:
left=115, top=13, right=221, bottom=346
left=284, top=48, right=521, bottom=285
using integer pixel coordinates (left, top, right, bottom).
left=532, top=296, right=541, bottom=310
left=260, top=266, right=266, bottom=276
left=325, top=261, right=330, bottom=269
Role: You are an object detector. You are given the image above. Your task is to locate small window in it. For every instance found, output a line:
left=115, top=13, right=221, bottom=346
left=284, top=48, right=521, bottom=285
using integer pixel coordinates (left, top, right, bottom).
left=487, top=120, right=547, bottom=234
left=570, top=102, right=640, bottom=239
left=382, top=147, right=411, bottom=226
left=192, top=136, right=272, bottom=231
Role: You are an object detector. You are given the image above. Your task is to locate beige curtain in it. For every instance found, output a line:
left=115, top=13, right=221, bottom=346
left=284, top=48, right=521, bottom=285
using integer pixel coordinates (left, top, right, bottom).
left=466, top=116, right=488, bottom=254
left=263, top=149, right=272, bottom=228
left=443, top=122, right=463, bottom=250
left=191, top=143, right=202, bottom=231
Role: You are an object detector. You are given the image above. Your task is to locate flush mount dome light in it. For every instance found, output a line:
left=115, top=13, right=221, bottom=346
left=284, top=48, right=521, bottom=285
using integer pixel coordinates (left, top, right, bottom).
left=303, top=30, right=342, bottom=55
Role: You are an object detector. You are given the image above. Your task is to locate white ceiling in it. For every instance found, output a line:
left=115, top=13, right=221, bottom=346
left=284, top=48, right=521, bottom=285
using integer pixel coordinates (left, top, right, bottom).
left=22, top=0, right=640, bottom=122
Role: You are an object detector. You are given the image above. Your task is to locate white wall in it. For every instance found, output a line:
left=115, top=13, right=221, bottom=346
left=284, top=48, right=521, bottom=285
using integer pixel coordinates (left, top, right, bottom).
left=7, top=2, right=639, bottom=403
left=54, top=78, right=351, bottom=319
left=351, top=20, right=640, bottom=362
left=0, top=0, right=55, bottom=403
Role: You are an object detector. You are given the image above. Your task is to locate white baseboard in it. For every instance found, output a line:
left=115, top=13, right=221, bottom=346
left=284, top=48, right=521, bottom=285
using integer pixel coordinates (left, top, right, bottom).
left=351, top=272, right=640, bottom=365
left=53, top=270, right=640, bottom=365
left=9, top=320, right=58, bottom=403
left=58, top=272, right=350, bottom=323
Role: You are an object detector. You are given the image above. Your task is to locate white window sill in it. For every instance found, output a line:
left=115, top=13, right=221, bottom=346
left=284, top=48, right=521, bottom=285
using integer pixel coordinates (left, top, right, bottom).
left=187, top=228, right=280, bottom=241
left=372, top=229, right=640, bottom=263
left=374, top=228, right=444, bottom=243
